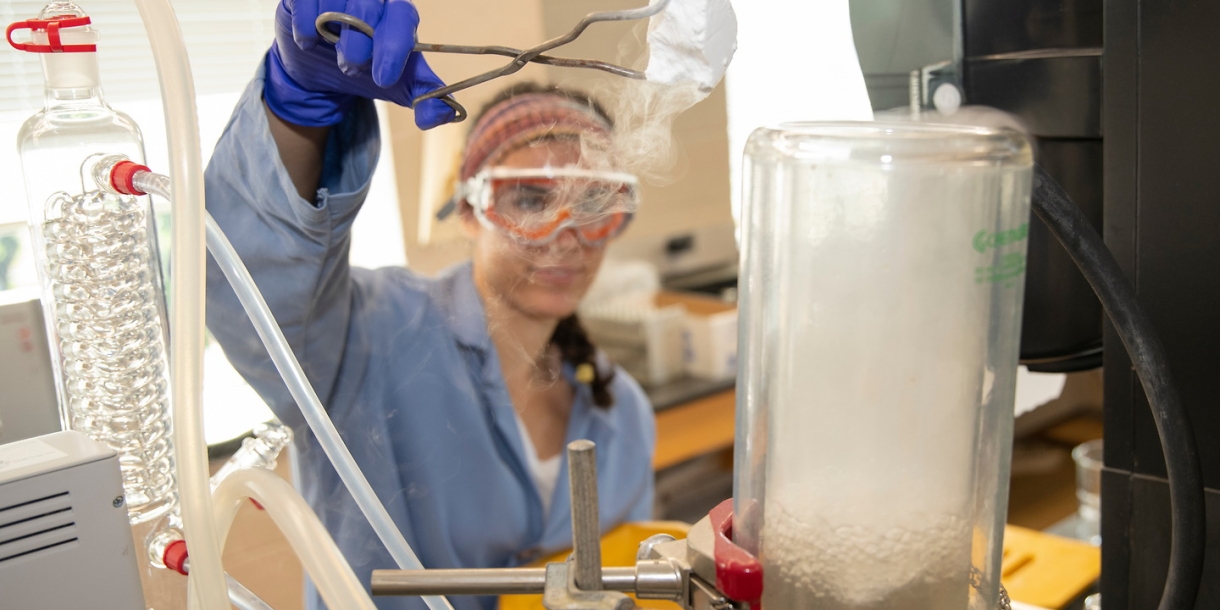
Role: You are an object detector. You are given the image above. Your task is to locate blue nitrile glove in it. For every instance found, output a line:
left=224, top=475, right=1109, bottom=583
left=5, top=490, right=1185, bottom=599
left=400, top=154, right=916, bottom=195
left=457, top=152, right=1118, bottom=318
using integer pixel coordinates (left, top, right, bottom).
left=265, top=0, right=456, bottom=128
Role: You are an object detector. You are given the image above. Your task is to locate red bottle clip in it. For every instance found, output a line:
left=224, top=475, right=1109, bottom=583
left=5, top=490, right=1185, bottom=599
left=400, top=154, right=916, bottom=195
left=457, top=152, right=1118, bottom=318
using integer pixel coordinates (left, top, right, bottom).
left=710, top=499, right=764, bottom=609
left=6, top=16, right=96, bottom=54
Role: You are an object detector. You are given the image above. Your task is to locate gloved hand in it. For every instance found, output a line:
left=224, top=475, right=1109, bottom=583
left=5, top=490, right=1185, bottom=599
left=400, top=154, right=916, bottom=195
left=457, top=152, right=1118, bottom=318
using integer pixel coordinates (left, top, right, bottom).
left=265, top=0, right=456, bottom=129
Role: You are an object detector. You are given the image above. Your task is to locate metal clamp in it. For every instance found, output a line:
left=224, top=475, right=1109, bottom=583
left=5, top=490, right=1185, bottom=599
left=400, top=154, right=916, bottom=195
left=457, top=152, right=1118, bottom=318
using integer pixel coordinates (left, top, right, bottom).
left=313, top=0, right=672, bottom=124
left=372, top=440, right=687, bottom=608
left=690, top=575, right=735, bottom=610
left=370, top=436, right=1015, bottom=610
left=312, top=11, right=466, bottom=123
left=542, top=560, right=633, bottom=610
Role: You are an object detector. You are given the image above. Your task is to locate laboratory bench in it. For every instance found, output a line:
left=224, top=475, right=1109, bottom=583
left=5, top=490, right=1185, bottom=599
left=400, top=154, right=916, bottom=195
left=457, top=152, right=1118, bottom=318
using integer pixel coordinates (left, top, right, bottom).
left=212, top=386, right=741, bottom=610
left=645, top=375, right=735, bottom=412
left=214, top=383, right=1102, bottom=610
left=644, top=375, right=735, bottom=470
left=648, top=386, right=1103, bottom=610
left=652, top=387, right=735, bottom=471
left=648, top=371, right=1106, bottom=526
left=649, top=385, right=1106, bottom=528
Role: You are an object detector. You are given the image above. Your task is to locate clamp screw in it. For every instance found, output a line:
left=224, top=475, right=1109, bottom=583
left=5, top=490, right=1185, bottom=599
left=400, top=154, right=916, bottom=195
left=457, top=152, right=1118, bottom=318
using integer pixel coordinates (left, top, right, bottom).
left=637, top=533, right=677, bottom=560
left=112, top=496, right=124, bottom=508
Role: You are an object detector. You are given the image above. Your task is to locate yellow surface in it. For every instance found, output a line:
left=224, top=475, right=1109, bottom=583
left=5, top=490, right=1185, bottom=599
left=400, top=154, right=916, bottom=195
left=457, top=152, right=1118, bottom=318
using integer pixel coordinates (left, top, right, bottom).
left=1002, top=525, right=1101, bottom=609
left=653, top=389, right=736, bottom=470
left=500, top=522, right=691, bottom=610
left=502, top=522, right=1099, bottom=610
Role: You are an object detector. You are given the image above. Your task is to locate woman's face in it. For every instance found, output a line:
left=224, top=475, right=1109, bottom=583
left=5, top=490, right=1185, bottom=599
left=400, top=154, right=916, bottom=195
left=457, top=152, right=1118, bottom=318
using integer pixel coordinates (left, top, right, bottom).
left=465, top=139, right=611, bottom=321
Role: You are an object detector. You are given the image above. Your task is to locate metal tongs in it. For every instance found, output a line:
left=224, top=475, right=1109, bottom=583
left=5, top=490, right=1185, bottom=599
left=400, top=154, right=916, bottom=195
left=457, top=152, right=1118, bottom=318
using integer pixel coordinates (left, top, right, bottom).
left=315, top=0, right=671, bottom=122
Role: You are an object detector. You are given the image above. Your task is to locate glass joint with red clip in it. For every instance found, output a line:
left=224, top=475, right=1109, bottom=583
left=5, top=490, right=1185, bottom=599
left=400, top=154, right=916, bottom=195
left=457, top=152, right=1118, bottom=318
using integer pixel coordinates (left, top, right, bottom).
left=6, top=15, right=96, bottom=53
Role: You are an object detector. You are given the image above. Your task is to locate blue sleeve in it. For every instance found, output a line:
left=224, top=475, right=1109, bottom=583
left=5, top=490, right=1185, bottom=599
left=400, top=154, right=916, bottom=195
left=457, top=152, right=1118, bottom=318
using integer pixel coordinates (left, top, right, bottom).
left=629, top=425, right=657, bottom=522
left=621, top=371, right=658, bottom=522
left=204, top=61, right=381, bottom=428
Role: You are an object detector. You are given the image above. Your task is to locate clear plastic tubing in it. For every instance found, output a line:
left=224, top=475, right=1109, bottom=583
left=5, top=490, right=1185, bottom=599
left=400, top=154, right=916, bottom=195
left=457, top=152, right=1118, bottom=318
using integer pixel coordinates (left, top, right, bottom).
left=212, top=468, right=377, bottom=610
left=225, top=575, right=274, bottom=610
left=129, top=0, right=225, bottom=604
left=127, top=169, right=452, bottom=610
left=734, top=122, right=1033, bottom=610
left=204, top=210, right=454, bottom=610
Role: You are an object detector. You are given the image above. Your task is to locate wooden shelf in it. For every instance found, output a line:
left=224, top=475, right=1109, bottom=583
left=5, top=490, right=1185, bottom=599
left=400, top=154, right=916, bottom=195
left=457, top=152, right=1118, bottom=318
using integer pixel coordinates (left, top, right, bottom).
left=653, top=389, right=736, bottom=470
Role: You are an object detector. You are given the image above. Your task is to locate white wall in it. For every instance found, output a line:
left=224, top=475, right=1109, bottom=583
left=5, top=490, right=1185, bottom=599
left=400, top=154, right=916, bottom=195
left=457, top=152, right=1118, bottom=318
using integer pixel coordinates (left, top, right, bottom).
left=723, top=0, right=874, bottom=235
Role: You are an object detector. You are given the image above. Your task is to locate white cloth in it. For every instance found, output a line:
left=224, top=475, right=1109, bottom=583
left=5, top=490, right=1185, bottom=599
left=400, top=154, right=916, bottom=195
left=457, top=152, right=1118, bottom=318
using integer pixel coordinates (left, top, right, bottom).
left=515, top=412, right=563, bottom=516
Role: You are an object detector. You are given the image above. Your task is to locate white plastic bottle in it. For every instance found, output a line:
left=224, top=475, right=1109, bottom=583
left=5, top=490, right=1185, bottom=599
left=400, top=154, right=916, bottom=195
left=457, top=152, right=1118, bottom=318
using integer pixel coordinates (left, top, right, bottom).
left=12, top=1, right=176, bottom=525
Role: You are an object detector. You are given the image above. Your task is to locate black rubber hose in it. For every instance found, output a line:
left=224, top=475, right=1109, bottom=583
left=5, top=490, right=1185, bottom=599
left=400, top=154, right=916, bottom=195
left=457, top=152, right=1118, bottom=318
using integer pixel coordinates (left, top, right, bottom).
left=1031, top=165, right=1205, bottom=610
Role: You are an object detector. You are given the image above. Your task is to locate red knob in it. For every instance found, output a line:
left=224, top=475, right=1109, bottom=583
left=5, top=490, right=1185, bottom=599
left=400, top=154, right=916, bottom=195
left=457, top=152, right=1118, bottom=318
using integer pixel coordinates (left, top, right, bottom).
left=163, top=539, right=189, bottom=575
left=110, top=160, right=151, bottom=196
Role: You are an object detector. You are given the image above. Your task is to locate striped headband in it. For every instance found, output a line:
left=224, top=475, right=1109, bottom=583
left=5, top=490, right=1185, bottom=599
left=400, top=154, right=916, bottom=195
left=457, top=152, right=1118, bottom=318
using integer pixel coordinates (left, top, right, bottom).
left=459, top=92, right=613, bottom=181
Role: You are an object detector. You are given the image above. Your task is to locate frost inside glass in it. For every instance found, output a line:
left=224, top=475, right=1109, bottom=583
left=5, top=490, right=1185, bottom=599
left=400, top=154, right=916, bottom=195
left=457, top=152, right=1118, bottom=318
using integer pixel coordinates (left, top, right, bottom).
left=733, top=122, right=1034, bottom=610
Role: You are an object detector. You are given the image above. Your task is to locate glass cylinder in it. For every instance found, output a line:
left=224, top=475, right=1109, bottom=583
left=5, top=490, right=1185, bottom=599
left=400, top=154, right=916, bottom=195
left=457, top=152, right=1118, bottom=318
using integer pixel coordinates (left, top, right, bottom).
left=734, top=122, right=1033, bottom=610
left=1072, top=439, right=1103, bottom=546
left=15, top=2, right=175, bottom=525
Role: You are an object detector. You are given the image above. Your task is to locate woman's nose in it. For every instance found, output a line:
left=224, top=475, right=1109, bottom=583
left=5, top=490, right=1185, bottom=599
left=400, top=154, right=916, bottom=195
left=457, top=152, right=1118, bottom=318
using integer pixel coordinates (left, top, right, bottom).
left=553, top=227, right=581, bottom=248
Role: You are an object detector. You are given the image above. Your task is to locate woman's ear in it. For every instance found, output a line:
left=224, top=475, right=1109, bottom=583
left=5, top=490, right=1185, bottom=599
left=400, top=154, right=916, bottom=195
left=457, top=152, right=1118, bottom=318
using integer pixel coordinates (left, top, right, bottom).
left=458, top=203, right=481, bottom=239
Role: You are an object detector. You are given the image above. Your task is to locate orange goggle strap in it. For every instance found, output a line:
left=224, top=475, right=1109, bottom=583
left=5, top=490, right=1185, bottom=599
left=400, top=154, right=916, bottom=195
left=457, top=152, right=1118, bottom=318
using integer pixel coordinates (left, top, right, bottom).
left=483, top=206, right=573, bottom=242
left=6, top=16, right=96, bottom=53
left=577, top=212, right=629, bottom=243
left=480, top=206, right=632, bottom=245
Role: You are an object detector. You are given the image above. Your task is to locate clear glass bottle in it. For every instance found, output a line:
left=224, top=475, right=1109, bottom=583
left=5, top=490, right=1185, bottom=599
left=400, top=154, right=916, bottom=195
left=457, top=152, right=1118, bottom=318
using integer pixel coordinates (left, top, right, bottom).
left=14, top=2, right=175, bottom=525
left=734, top=122, right=1033, bottom=610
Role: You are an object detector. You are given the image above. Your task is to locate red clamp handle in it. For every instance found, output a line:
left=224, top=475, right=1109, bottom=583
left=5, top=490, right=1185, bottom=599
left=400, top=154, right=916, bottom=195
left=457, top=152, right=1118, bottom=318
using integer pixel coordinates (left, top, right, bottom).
left=6, top=16, right=96, bottom=54
left=710, top=499, right=764, bottom=608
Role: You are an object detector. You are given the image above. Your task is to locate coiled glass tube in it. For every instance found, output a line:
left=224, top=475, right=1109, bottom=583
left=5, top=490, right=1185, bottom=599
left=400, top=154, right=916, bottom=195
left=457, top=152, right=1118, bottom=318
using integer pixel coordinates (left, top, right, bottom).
left=42, top=189, right=175, bottom=523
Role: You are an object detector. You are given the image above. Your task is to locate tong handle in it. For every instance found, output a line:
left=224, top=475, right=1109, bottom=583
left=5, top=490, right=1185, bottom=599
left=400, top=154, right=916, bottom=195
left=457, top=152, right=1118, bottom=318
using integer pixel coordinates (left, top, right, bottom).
left=314, top=4, right=660, bottom=125
left=314, top=11, right=468, bottom=123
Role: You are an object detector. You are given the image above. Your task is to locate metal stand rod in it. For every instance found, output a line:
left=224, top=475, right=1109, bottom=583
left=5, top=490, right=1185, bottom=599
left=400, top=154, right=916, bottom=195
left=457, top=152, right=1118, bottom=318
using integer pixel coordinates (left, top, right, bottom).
left=372, top=441, right=685, bottom=606
left=371, top=568, right=639, bottom=596
left=568, top=440, right=603, bottom=591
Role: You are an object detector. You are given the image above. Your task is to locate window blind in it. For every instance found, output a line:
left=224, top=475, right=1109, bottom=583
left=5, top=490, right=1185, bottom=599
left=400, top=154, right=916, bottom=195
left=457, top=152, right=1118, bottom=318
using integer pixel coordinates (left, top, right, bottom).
left=1, top=0, right=276, bottom=113
left=0, top=0, right=276, bottom=226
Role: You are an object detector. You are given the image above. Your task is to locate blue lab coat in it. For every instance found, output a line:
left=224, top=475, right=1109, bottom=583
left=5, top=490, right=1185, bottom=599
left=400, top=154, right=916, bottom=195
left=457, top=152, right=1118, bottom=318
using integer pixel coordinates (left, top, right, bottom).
left=203, top=66, right=656, bottom=610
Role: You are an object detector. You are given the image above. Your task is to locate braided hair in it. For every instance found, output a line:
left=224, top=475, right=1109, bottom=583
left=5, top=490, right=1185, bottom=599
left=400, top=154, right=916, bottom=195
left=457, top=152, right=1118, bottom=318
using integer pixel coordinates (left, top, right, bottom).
left=470, top=82, right=618, bottom=409
left=552, top=314, right=616, bottom=409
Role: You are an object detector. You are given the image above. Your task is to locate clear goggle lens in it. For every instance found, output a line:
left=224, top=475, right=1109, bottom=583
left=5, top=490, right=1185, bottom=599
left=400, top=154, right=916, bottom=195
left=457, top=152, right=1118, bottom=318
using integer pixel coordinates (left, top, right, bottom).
left=465, top=167, right=639, bottom=245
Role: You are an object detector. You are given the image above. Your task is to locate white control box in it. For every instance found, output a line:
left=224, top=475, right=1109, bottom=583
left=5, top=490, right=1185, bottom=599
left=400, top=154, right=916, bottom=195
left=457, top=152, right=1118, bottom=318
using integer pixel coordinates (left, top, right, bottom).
left=0, top=431, right=145, bottom=609
left=0, top=290, right=60, bottom=444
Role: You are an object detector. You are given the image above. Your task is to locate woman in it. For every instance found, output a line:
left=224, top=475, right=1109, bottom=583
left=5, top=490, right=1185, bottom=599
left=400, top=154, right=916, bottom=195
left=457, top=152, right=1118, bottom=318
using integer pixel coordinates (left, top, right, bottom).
left=204, top=0, right=655, bottom=609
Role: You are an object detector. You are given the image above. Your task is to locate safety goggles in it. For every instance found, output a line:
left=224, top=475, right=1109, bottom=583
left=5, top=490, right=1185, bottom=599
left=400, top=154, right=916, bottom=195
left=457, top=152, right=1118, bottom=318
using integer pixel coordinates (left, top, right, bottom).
left=458, top=166, right=640, bottom=246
